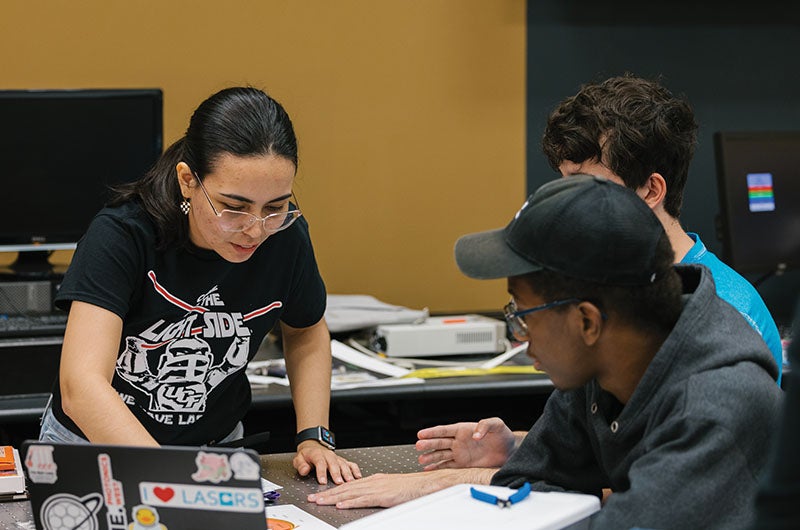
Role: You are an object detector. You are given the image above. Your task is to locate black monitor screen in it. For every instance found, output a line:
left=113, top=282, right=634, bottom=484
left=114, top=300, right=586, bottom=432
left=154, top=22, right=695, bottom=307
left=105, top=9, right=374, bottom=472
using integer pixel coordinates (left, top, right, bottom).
left=714, top=131, right=800, bottom=274
left=0, top=89, right=163, bottom=249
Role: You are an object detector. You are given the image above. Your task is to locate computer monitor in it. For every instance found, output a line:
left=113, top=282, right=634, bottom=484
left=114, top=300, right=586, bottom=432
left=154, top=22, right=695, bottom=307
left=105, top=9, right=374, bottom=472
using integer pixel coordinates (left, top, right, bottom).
left=714, top=131, right=800, bottom=274
left=0, top=89, right=163, bottom=276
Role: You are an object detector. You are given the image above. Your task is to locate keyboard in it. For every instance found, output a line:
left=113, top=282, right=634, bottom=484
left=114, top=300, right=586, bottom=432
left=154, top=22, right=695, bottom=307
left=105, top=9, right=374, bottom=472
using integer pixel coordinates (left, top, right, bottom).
left=0, top=313, right=68, bottom=339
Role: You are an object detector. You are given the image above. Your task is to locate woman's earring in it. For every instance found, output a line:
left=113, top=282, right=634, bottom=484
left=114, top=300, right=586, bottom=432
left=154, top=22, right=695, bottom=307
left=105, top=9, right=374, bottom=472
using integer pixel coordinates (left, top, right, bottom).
left=180, top=198, right=191, bottom=215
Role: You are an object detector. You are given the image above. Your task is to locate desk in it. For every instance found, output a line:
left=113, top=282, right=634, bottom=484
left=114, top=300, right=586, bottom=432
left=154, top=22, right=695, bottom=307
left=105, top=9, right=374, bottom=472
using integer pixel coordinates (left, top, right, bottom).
left=0, top=444, right=423, bottom=530
left=250, top=372, right=554, bottom=452
left=0, top=335, right=555, bottom=450
left=0, top=375, right=553, bottom=419
left=1, top=375, right=553, bottom=452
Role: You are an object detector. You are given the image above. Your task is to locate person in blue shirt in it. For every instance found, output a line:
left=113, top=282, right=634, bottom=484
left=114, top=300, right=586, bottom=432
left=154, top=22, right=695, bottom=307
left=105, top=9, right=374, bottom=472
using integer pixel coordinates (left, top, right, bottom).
left=543, top=74, right=783, bottom=383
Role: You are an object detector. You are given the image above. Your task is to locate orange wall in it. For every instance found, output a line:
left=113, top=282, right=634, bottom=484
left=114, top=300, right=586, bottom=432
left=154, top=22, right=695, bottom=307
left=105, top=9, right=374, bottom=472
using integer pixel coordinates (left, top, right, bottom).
left=1, top=1, right=526, bottom=313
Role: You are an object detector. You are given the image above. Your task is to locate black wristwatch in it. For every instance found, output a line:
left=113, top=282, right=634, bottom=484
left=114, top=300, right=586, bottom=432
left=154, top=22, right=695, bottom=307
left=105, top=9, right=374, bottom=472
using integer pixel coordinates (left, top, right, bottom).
left=295, top=426, right=336, bottom=450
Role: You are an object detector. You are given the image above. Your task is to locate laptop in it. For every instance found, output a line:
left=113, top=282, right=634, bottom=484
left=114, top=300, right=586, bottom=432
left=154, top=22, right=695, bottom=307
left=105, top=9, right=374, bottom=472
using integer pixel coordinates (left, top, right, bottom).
left=21, top=440, right=267, bottom=530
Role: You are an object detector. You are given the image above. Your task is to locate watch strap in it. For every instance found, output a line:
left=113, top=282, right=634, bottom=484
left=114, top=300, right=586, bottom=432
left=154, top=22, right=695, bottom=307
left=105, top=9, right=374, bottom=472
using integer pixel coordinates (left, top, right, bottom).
left=295, top=426, right=336, bottom=450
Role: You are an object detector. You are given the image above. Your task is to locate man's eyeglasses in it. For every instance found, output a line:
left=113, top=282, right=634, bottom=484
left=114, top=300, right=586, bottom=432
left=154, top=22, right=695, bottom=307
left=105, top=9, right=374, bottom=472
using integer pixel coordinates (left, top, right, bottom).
left=193, top=172, right=302, bottom=234
left=503, top=298, right=581, bottom=340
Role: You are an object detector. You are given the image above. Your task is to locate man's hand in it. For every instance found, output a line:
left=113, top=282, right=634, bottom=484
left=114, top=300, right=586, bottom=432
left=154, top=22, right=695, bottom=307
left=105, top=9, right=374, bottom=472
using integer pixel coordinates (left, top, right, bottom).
left=307, top=467, right=496, bottom=509
left=307, top=472, right=431, bottom=508
left=293, top=441, right=362, bottom=485
left=415, top=417, right=516, bottom=470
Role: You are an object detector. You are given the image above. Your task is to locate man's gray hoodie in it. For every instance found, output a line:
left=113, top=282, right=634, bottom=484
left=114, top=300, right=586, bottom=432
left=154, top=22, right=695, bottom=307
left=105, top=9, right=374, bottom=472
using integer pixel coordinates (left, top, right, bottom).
left=492, top=265, right=783, bottom=530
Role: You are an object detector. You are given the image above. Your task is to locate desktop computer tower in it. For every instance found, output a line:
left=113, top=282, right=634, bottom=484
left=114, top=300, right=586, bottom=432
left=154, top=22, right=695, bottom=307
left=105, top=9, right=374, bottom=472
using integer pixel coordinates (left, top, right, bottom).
left=0, top=281, right=52, bottom=315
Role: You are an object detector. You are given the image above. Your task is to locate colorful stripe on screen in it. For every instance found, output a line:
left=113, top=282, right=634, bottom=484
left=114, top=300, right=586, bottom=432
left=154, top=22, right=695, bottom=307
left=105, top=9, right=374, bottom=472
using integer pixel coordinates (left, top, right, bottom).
left=746, top=172, right=775, bottom=212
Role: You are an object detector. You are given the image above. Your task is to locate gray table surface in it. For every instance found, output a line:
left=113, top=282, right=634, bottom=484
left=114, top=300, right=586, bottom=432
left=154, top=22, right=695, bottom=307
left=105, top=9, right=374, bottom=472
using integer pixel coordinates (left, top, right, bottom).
left=261, top=444, right=422, bottom=527
left=0, top=444, right=422, bottom=529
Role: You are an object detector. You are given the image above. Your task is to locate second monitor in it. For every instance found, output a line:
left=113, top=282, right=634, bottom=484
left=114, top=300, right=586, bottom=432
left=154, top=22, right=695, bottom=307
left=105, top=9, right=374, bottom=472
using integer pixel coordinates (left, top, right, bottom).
left=714, top=131, right=800, bottom=275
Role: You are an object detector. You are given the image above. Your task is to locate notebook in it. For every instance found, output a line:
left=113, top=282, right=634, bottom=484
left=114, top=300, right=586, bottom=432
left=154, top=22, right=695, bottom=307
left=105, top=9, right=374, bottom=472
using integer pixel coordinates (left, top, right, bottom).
left=339, top=483, right=600, bottom=530
left=21, top=440, right=267, bottom=530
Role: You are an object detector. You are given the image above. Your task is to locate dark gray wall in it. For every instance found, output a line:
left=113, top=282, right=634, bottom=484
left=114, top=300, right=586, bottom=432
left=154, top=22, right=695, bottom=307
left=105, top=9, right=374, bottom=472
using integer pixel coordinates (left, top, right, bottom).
left=526, top=0, right=800, bottom=324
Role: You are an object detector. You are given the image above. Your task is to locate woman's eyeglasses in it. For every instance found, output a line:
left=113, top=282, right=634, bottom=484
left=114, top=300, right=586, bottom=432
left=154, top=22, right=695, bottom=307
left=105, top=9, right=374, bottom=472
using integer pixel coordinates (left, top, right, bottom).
left=193, top=172, right=301, bottom=234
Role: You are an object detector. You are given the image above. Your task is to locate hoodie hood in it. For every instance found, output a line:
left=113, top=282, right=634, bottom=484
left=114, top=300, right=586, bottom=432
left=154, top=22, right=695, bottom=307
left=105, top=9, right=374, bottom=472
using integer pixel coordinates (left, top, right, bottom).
left=625, top=264, right=777, bottom=408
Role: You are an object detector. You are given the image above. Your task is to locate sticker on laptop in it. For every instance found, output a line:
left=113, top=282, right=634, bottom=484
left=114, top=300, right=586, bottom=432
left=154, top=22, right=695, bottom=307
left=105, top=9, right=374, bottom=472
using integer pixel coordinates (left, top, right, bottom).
left=97, top=453, right=128, bottom=529
left=229, top=452, right=261, bottom=481
left=130, top=505, right=168, bottom=530
left=24, top=444, right=58, bottom=484
left=39, top=492, right=102, bottom=530
left=139, top=482, right=264, bottom=513
left=191, top=452, right=232, bottom=483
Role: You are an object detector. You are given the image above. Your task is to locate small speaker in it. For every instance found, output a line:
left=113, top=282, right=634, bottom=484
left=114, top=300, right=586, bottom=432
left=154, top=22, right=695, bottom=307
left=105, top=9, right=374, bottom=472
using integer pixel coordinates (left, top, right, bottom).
left=0, top=281, right=52, bottom=314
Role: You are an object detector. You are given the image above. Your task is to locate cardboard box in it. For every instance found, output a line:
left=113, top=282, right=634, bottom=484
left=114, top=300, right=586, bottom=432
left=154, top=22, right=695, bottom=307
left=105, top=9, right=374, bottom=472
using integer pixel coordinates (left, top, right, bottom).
left=0, top=446, right=25, bottom=495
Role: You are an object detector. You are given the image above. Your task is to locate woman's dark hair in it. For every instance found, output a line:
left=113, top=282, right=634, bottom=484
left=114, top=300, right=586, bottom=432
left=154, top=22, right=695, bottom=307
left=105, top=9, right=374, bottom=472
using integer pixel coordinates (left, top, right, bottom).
left=110, top=87, right=298, bottom=249
left=522, top=232, right=684, bottom=335
left=541, top=74, right=697, bottom=218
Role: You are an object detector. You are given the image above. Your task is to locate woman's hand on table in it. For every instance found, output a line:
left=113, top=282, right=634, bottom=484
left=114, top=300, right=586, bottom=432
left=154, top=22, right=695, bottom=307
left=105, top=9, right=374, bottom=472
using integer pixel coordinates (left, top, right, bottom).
left=293, top=441, right=362, bottom=485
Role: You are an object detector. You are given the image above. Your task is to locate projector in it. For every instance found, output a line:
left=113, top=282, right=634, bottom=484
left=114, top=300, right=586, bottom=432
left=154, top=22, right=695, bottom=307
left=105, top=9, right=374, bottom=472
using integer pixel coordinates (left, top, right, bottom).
left=373, top=315, right=507, bottom=358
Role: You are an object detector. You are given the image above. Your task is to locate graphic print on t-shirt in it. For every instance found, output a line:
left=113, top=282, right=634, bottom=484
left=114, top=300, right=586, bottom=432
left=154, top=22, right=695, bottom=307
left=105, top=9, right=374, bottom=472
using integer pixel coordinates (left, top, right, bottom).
left=115, top=271, right=282, bottom=427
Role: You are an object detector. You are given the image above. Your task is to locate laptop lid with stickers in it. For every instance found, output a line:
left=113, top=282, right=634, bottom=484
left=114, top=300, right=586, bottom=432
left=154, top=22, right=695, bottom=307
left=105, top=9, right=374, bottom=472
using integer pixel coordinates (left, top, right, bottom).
left=21, top=441, right=267, bottom=530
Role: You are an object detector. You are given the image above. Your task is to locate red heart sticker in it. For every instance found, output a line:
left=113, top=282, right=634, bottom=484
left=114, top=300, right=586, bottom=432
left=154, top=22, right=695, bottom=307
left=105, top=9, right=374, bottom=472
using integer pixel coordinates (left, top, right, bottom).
left=153, top=487, right=175, bottom=502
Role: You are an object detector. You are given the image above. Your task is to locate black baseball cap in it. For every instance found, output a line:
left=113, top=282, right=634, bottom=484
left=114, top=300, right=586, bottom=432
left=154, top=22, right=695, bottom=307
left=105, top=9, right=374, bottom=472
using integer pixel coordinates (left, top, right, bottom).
left=454, top=175, right=669, bottom=286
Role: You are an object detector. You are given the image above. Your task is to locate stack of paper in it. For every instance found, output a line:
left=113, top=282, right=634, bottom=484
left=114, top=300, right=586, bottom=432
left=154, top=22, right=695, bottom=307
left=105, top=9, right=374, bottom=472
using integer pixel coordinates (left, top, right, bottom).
left=0, top=446, right=26, bottom=499
left=247, top=340, right=426, bottom=390
left=325, top=294, right=428, bottom=333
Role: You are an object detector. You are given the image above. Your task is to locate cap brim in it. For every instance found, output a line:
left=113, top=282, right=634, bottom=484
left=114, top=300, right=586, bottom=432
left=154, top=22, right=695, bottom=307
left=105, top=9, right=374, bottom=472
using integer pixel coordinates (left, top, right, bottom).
left=454, top=228, right=543, bottom=280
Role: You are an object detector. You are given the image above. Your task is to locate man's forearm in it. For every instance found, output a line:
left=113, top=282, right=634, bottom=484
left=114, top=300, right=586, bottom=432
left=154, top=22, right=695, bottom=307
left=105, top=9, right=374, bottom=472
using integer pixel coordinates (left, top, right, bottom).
left=428, top=467, right=498, bottom=491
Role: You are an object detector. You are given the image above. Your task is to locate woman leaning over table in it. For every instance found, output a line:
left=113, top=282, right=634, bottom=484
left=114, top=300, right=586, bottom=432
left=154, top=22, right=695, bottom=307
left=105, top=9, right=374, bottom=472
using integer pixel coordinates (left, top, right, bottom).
left=38, top=86, right=360, bottom=485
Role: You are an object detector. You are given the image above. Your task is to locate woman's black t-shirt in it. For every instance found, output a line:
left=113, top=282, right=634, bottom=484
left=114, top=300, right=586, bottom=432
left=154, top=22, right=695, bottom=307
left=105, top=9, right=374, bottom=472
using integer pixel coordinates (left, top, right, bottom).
left=52, top=201, right=326, bottom=445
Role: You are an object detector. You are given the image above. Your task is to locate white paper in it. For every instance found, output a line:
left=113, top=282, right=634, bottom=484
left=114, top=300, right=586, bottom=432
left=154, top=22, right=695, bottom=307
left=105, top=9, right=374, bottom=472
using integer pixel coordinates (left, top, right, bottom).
left=247, top=374, right=291, bottom=386
left=332, top=376, right=424, bottom=390
left=479, top=343, right=528, bottom=369
left=261, top=477, right=282, bottom=491
left=331, top=339, right=410, bottom=377
left=266, top=503, right=337, bottom=530
left=247, top=340, right=424, bottom=389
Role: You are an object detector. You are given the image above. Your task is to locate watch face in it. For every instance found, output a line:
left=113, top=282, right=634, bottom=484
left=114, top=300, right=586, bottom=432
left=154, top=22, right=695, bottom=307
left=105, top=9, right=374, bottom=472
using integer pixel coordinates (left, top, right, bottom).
left=320, top=427, right=335, bottom=447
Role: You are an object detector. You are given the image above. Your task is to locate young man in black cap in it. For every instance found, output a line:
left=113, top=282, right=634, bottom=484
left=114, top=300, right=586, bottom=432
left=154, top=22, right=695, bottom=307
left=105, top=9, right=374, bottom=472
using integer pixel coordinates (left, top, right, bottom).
left=309, top=175, right=781, bottom=529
